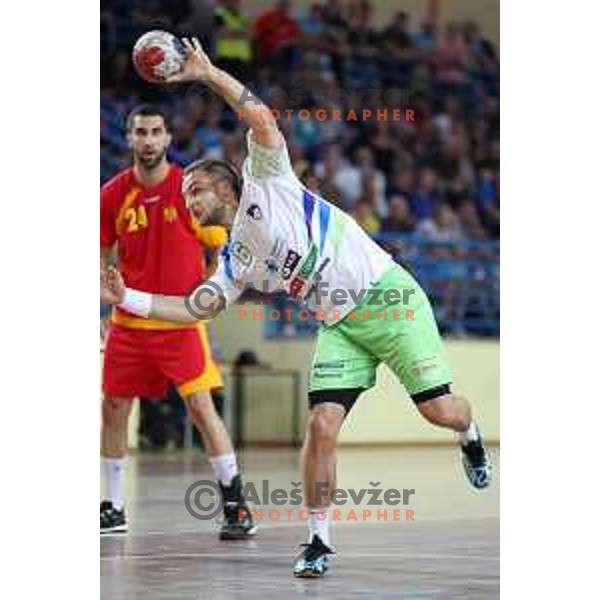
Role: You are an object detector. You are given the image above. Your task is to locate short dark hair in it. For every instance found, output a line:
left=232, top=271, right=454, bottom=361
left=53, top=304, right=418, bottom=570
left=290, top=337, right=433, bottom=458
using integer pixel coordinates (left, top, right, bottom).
left=126, top=104, right=171, bottom=132
left=185, top=159, right=243, bottom=197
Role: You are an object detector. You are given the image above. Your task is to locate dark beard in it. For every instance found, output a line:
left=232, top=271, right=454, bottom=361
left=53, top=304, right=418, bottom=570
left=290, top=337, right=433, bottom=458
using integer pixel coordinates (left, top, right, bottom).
left=203, top=204, right=230, bottom=227
left=135, top=148, right=167, bottom=170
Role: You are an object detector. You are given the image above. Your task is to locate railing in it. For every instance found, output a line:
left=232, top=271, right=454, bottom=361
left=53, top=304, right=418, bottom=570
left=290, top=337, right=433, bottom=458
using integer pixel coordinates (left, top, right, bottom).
left=264, top=235, right=499, bottom=339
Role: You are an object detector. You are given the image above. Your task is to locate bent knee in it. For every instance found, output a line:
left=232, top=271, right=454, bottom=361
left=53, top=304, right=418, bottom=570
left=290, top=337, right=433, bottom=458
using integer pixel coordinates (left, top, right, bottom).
left=418, top=395, right=469, bottom=430
left=306, top=410, right=342, bottom=449
left=102, top=397, right=132, bottom=424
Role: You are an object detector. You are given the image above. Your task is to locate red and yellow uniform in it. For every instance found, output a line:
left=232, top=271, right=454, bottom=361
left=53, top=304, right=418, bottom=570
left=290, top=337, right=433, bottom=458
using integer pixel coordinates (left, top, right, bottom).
left=101, top=165, right=227, bottom=398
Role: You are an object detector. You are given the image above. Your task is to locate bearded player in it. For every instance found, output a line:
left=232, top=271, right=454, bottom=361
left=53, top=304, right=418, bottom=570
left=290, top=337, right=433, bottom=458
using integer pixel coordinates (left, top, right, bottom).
left=100, top=103, right=256, bottom=539
left=101, top=38, right=491, bottom=576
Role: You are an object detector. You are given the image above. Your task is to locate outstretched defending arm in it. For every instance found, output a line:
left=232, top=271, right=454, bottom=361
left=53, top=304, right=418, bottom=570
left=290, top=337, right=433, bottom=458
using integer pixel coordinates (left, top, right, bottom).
left=166, top=37, right=283, bottom=151
left=100, top=263, right=241, bottom=324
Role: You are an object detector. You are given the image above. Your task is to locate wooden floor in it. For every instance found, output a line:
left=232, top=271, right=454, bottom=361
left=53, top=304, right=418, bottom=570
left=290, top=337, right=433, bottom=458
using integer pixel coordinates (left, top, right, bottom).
left=101, top=447, right=500, bottom=599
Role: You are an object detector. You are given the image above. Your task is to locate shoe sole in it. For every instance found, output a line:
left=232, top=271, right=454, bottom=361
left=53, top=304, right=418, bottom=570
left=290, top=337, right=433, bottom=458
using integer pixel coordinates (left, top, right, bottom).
left=294, top=570, right=325, bottom=578
left=219, top=525, right=259, bottom=540
left=100, top=525, right=128, bottom=535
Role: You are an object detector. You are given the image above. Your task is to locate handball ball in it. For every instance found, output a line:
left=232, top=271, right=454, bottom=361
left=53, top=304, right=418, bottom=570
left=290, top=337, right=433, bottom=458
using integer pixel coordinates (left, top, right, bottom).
left=132, top=31, right=185, bottom=83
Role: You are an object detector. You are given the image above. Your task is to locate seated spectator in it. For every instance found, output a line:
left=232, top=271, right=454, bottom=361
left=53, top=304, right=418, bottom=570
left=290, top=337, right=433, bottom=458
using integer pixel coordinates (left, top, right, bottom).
left=417, top=202, right=462, bottom=242
left=291, top=103, right=323, bottom=157
left=387, top=167, right=415, bottom=199
left=444, top=175, right=471, bottom=209
left=196, top=108, right=224, bottom=158
left=433, top=95, right=463, bottom=141
left=254, top=0, right=300, bottom=70
left=432, top=131, right=476, bottom=189
left=477, top=168, right=498, bottom=207
left=410, top=167, right=442, bottom=220
left=221, top=131, right=246, bottom=171
left=369, top=120, right=396, bottom=174
left=477, top=169, right=500, bottom=237
left=345, top=1, right=380, bottom=89
left=433, top=23, right=471, bottom=86
left=176, top=0, right=215, bottom=46
left=322, top=0, right=347, bottom=29
left=213, top=0, right=253, bottom=82
left=477, top=138, right=500, bottom=172
left=313, top=72, right=346, bottom=144
left=297, top=2, right=326, bottom=39
left=102, top=50, right=133, bottom=97
left=289, top=143, right=310, bottom=179
left=351, top=201, right=381, bottom=235
left=413, top=20, right=438, bottom=57
left=457, top=200, right=487, bottom=239
left=314, top=143, right=361, bottom=209
left=463, top=19, right=499, bottom=91
left=355, top=146, right=387, bottom=217
left=384, top=11, right=415, bottom=55
left=170, top=116, right=204, bottom=166
left=297, top=164, right=321, bottom=195
left=131, top=0, right=170, bottom=32
left=381, top=195, right=416, bottom=233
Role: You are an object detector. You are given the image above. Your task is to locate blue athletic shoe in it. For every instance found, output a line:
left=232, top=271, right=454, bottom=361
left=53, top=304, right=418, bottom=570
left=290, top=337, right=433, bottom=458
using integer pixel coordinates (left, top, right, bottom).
left=461, top=427, right=492, bottom=489
left=293, top=535, right=335, bottom=578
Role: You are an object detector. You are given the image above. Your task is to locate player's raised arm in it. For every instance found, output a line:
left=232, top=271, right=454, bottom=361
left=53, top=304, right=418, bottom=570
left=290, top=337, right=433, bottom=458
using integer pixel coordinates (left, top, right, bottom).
left=166, top=37, right=283, bottom=150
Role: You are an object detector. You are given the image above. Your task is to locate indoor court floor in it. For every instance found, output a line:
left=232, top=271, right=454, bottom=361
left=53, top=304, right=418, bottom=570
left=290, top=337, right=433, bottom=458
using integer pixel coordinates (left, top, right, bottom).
left=101, top=447, right=500, bottom=599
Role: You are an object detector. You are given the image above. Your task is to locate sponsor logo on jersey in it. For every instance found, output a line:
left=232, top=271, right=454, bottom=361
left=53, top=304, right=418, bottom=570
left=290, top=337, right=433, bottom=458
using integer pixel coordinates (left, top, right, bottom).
left=144, top=195, right=162, bottom=204
left=304, top=257, right=331, bottom=300
left=289, top=276, right=308, bottom=299
left=230, top=240, right=253, bottom=266
left=297, top=244, right=318, bottom=279
left=163, top=206, right=177, bottom=223
left=246, top=204, right=262, bottom=220
left=264, top=257, right=279, bottom=275
left=281, top=249, right=302, bottom=280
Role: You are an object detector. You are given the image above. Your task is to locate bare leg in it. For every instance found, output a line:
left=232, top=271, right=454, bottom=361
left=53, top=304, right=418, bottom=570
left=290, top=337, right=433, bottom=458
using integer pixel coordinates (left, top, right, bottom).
left=182, top=390, right=233, bottom=458
left=183, top=389, right=256, bottom=539
left=416, top=393, right=472, bottom=432
left=417, top=392, right=492, bottom=489
left=100, top=396, right=133, bottom=525
left=301, top=404, right=346, bottom=507
left=101, top=396, right=133, bottom=458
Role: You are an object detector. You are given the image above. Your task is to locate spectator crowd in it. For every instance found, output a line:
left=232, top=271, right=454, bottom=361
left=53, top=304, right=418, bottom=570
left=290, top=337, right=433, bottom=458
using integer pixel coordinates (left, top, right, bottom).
left=101, top=0, right=500, bottom=335
left=102, top=0, right=499, bottom=240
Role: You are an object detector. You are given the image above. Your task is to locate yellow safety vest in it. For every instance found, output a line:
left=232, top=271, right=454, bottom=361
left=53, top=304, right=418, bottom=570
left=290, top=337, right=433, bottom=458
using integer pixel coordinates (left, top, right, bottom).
left=214, top=7, right=252, bottom=61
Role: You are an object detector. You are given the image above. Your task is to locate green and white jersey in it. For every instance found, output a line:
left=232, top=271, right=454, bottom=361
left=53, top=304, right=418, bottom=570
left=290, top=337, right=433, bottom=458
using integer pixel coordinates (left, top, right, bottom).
left=211, top=132, right=394, bottom=325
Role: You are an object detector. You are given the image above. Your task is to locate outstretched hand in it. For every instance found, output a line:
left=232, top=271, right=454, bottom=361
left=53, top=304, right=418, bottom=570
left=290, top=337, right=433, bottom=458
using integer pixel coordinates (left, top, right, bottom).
left=166, top=37, right=215, bottom=83
left=100, top=267, right=126, bottom=305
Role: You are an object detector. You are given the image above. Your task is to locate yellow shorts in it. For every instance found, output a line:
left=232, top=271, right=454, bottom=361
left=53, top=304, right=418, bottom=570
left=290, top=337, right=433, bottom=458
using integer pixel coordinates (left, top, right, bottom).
left=178, top=322, right=224, bottom=397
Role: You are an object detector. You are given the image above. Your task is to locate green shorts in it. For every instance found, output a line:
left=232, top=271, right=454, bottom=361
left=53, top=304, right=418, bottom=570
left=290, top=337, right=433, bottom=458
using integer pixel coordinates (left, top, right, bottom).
left=309, top=265, right=452, bottom=397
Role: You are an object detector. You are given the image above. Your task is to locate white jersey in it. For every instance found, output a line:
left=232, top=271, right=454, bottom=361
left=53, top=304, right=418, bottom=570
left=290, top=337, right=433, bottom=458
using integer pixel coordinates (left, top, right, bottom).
left=211, top=132, right=394, bottom=326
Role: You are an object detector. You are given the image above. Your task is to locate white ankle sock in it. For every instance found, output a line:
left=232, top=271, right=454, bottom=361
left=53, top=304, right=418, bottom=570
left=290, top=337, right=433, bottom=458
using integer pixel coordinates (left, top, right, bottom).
left=309, top=508, right=332, bottom=546
left=208, top=453, right=239, bottom=485
left=102, top=457, right=126, bottom=510
left=459, top=421, right=479, bottom=445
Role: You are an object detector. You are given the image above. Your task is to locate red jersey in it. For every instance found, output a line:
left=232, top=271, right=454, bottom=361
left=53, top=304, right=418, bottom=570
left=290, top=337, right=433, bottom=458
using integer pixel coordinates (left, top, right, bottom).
left=254, top=9, right=300, bottom=60
left=101, top=165, right=214, bottom=329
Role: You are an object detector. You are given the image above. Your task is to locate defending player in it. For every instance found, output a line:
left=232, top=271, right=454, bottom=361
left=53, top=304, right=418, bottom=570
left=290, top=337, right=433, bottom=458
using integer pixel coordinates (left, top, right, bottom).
left=100, top=104, right=255, bottom=539
left=101, top=38, right=491, bottom=576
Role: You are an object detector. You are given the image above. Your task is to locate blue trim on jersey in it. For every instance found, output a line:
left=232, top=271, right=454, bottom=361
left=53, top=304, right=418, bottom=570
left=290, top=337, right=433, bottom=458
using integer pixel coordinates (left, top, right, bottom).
left=221, top=244, right=234, bottom=281
left=302, top=190, right=315, bottom=243
left=318, top=201, right=331, bottom=254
